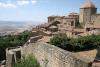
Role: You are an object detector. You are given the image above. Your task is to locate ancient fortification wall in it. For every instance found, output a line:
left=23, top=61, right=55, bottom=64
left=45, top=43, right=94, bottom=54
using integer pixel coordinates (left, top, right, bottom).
left=21, top=42, right=88, bottom=67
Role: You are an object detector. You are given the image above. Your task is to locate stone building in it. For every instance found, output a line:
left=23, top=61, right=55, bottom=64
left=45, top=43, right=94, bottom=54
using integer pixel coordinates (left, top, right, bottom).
left=39, top=0, right=100, bottom=37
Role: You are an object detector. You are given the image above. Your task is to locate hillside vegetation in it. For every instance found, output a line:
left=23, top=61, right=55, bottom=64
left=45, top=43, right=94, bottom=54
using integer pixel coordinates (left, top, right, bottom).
left=0, top=31, right=32, bottom=61
left=50, top=34, right=100, bottom=52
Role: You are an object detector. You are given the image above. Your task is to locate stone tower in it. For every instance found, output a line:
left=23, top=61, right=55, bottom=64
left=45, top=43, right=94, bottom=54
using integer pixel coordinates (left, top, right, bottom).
left=79, top=0, right=97, bottom=24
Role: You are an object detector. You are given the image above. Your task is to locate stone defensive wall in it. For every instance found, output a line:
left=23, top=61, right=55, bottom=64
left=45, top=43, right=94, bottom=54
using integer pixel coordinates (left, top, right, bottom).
left=21, top=42, right=88, bottom=67
left=6, top=35, right=89, bottom=67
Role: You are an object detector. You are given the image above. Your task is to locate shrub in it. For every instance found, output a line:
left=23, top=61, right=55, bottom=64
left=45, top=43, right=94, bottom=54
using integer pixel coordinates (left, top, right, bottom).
left=13, top=55, right=40, bottom=67
left=50, top=33, right=71, bottom=50
left=50, top=34, right=100, bottom=52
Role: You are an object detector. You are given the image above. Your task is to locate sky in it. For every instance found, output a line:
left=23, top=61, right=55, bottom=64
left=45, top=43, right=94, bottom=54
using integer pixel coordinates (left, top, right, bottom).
left=0, top=0, right=100, bottom=24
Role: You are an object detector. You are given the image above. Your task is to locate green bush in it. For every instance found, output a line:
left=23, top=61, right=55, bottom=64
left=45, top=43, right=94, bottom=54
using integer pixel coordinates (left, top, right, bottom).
left=50, top=34, right=100, bottom=52
left=13, top=55, right=40, bottom=67
left=50, top=33, right=71, bottom=50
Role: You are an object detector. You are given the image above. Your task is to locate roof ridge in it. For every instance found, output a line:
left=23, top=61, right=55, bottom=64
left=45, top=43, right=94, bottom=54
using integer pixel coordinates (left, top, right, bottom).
left=81, top=0, right=96, bottom=8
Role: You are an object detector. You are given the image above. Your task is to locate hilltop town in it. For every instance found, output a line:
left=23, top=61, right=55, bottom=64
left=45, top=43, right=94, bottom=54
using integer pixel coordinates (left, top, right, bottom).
left=37, top=0, right=100, bottom=38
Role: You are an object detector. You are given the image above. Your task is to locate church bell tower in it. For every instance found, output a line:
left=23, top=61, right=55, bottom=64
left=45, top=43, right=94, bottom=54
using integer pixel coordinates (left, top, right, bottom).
left=79, top=0, right=97, bottom=24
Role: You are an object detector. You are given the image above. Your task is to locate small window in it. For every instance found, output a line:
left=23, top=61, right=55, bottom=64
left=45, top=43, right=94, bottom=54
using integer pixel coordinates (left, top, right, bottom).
left=71, top=21, right=74, bottom=26
left=86, top=28, right=91, bottom=31
left=16, top=51, right=21, bottom=61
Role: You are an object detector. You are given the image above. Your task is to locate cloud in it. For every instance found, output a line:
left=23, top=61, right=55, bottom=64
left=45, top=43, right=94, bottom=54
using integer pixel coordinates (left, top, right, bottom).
left=32, top=0, right=37, bottom=4
left=17, top=0, right=30, bottom=6
left=0, top=2, right=17, bottom=8
left=0, top=0, right=38, bottom=8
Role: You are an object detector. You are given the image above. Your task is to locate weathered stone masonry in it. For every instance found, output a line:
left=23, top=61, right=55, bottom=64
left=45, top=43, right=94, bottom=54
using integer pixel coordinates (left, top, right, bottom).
left=21, top=42, right=88, bottom=67
left=6, top=42, right=89, bottom=67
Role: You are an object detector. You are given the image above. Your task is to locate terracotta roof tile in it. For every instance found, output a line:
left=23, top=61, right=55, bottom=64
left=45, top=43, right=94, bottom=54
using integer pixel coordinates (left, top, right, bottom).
left=81, top=0, right=96, bottom=8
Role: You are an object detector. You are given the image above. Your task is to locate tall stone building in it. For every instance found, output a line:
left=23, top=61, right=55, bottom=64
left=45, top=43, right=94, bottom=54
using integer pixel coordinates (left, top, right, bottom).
left=39, top=0, right=100, bottom=37
left=79, top=0, right=97, bottom=24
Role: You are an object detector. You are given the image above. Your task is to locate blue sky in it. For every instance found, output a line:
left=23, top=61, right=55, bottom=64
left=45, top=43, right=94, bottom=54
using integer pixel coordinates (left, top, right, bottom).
left=0, top=0, right=100, bottom=24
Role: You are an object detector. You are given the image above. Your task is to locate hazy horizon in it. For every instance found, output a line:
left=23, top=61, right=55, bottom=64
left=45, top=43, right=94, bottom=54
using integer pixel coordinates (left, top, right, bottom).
left=0, top=21, right=37, bottom=33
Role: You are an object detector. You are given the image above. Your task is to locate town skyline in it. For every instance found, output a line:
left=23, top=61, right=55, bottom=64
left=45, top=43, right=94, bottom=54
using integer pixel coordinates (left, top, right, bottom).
left=0, top=0, right=100, bottom=23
